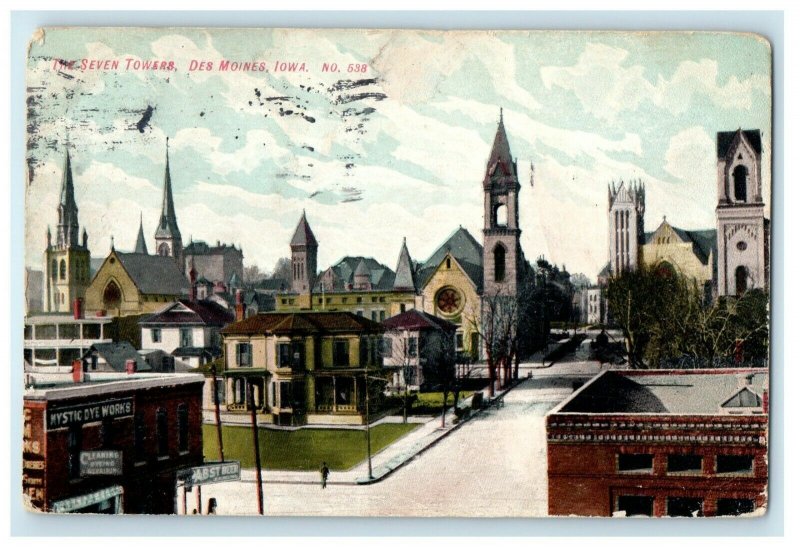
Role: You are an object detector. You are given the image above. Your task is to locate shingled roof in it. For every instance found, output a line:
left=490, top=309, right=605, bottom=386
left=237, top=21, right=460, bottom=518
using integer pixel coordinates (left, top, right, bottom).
left=382, top=309, right=457, bottom=332
left=139, top=299, right=234, bottom=327
left=644, top=225, right=717, bottom=265
left=314, top=256, right=396, bottom=292
left=221, top=311, right=384, bottom=336
left=115, top=252, right=189, bottom=295
left=290, top=211, right=318, bottom=248
left=717, top=129, right=762, bottom=159
left=417, top=227, right=484, bottom=291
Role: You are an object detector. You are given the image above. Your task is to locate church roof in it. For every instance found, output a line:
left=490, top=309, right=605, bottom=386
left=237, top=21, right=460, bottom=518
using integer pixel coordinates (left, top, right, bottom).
left=134, top=214, right=148, bottom=254
left=417, top=227, right=484, bottom=291
left=717, top=129, right=762, bottom=159
left=315, top=256, right=396, bottom=291
left=393, top=238, right=416, bottom=291
left=154, top=142, right=182, bottom=240
left=290, top=211, right=318, bottom=248
left=114, top=252, right=189, bottom=295
left=484, top=110, right=517, bottom=186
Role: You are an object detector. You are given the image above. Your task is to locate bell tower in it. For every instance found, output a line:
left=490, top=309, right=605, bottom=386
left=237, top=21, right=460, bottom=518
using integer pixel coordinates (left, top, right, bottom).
left=43, top=149, right=91, bottom=312
left=154, top=138, right=183, bottom=271
left=482, top=109, right=522, bottom=297
left=290, top=210, right=318, bottom=295
left=715, top=129, right=767, bottom=297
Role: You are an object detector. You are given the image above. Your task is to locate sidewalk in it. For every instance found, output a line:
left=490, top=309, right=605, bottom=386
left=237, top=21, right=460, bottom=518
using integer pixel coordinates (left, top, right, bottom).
left=233, top=381, right=522, bottom=486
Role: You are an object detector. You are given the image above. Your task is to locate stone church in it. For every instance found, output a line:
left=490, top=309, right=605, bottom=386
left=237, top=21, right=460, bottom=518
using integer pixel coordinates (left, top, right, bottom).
left=597, top=128, right=769, bottom=303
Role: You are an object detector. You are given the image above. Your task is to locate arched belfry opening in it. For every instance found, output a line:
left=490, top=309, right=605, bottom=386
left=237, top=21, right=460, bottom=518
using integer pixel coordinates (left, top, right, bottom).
left=735, top=266, right=749, bottom=296
left=494, top=203, right=508, bottom=227
left=733, top=165, right=748, bottom=202
left=493, top=244, right=506, bottom=282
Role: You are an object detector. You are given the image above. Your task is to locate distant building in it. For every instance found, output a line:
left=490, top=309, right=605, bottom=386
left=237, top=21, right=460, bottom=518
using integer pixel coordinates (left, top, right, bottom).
left=139, top=299, right=233, bottom=369
left=220, top=311, right=385, bottom=426
left=547, top=369, right=768, bottom=517
left=24, top=302, right=113, bottom=368
left=382, top=309, right=457, bottom=392
left=23, top=368, right=204, bottom=514
left=153, top=141, right=183, bottom=273
left=25, top=268, right=44, bottom=314
left=81, top=341, right=151, bottom=373
left=183, top=240, right=244, bottom=287
left=585, top=287, right=603, bottom=325
left=83, top=249, right=188, bottom=317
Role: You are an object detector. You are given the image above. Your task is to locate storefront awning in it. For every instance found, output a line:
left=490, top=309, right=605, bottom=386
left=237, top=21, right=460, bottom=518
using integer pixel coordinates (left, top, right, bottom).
left=51, top=485, right=123, bottom=513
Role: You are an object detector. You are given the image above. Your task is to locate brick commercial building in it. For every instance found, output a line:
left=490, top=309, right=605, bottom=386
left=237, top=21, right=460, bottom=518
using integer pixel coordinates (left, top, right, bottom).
left=23, top=368, right=204, bottom=514
left=546, top=369, right=768, bottom=517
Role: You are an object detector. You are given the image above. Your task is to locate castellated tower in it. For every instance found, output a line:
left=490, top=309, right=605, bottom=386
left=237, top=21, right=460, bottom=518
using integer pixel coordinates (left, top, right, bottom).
left=608, top=179, right=645, bottom=276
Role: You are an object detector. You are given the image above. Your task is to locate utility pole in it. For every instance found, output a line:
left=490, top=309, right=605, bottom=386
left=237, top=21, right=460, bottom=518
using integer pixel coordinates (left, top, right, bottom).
left=249, top=382, right=264, bottom=515
left=365, top=372, right=373, bottom=480
left=211, top=365, right=225, bottom=462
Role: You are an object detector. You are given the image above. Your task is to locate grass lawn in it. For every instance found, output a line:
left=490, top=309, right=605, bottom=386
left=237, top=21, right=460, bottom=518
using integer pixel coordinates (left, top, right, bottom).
left=203, top=422, right=419, bottom=471
left=409, top=391, right=474, bottom=415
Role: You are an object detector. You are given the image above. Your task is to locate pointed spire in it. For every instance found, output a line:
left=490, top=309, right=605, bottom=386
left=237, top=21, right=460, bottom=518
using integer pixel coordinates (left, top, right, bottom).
left=134, top=212, right=148, bottom=254
left=393, top=236, right=416, bottom=291
left=82, top=227, right=88, bottom=248
left=56, top=149, right=80, bottom=248
left=290, top=210, right=318, bottom=248
left=154, top=137, right=182, bottom=241
left=110, top=235, right=115, bottom=251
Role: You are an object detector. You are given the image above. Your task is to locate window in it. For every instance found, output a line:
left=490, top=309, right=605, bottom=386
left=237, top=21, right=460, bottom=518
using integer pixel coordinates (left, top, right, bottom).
left=59, top=259, right=66, bottom=280
left=177, top=404, right=189, bottom=453
left=215, top=378, right=226, bottom=405
left=134, top=412, right=146, bottom=462
left=151, top=328, right=162, bottom=343
left=236, top=343, right=252, bottom=367
left=371, top=311, right=378, bottom=322
left=617, top=454, right=654, bottom=473
left=371, top=297, right=377, bottom=303
left=51, top=259, right=57, bottom=279
left=495, top=203, right=508, bottom=227
left=68, top=425, right=82, bottom=479
left=333, top=340, right=349, bottom=367
left=291, top=341, right=305, bottom=369
left=408, top=337, right=418, bottom=358
left=446, top=258, right=451, bottom=269
left=379, top=311, right=386, bottom=322
left=717, top=498, right=755, bottom=516
left=180, top=328, right=192, bottom=348
left=667, top=497, right=704, bottom=517
left=156, top=408, right=169, bottom=457
left=357, top=297, right=362, bottom=303
left=277, top=343, right=291, bottom=367
left=279, top=382, right=292, bottom=409
left=103, top=281, right=121, bottom=308
left=456, top=333, right=464, bottom=350
left=617, top=495, right=654, bottom=517
left=382, top=338, right=393, bottom=358
left=716, top=455, right=753, bottom=474
left=493, top=244, right=506, bottom=282
left=667, top=454, right=703, bottom=473
left=360, top=338, right=369, bottom=366
left=342, top=297, right=348, bottom=304
left=356, top=310, right=364, bottom=317
left=733, top=164, right=748, bottom=201
left=735, top=266, right=749, bottom=297
left=400, top=304, right=406, bottom=313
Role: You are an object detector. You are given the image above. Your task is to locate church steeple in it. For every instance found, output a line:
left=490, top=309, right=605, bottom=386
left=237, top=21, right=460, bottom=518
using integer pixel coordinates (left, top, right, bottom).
left=393, top=237, right=416, bottom=291
left=483, top=108, right=516, bottom=188
left=154, top=138, right=183, bottom=270
left=57, top=150, right=80, bottom=248
left=134, top=212, right=148, bottom=254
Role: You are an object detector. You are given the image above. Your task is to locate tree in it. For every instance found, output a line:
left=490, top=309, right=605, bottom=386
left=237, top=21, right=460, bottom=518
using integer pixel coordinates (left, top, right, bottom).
left=270, top=257, right=292, bottom=284
left=382, top=329, right=418, bottom=424
left=242, top=264, right=268, bottom=286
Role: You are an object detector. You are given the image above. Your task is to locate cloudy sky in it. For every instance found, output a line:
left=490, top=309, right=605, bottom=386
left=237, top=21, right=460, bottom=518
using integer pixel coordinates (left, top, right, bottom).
left=25, top=28, right=771, bottom=278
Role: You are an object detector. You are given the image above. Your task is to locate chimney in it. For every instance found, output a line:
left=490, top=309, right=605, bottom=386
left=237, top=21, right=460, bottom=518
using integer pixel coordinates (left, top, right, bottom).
left=73, top=297, right=84, bottom=319
left=125, top=359, right=137, bottom=374
left=235, top=289, right=245, bottom=322
left=72, top=359, right=85, bottom=383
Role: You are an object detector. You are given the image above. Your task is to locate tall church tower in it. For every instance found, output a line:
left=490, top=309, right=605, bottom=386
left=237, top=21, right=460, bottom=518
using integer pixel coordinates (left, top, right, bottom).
left=608, top=180, right=645, bottom=276
left=715, top=129, right=767, bottom=297
left=154, top=139, right=183, bottom=271
left=482, top=109, right=522, bottom=297
left=290, top=211, right=318, bottom=294
left=43, top=150, right=91, bottom=312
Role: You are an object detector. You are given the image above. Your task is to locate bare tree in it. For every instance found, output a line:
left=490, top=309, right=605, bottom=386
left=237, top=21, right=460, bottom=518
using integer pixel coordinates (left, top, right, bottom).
left=270, top=257, right=292, bottom=284
left=381, top=329, right=417, bottom=424
left=242, top=264, right=268, bottom=286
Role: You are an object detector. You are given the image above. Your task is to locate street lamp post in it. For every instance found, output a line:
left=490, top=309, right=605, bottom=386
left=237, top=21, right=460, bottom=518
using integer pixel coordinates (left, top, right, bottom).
left=364, top=372, right=389, bottom=480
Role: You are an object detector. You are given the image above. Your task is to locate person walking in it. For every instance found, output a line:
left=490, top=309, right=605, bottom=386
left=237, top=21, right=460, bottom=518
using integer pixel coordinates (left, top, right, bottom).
left=207, top=497, right=217, bottom=515
left=320, top=462, right=330, bottom=489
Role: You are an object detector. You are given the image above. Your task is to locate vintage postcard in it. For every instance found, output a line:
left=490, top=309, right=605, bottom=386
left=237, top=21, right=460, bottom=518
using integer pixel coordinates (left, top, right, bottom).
left=22, top=28, right=771, bottom=518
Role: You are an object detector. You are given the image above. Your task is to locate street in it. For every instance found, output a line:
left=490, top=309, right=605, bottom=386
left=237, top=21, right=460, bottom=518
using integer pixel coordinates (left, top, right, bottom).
left=195, top=359, right=603, bottom=517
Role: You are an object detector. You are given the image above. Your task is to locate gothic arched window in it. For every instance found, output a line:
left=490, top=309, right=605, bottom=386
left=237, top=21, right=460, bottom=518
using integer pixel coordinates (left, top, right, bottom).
left=733, top=165, right=748, bottom=202
left=495, top=204, right=508, bottom=227
left=103, top=280, right=122, bottom=308
left=494, top=244, right=506, bottom=282
left=158, top=242, right=170, bottom=257
left=51, top=259, right=57, bottom=279
left=59, top=259, right=66, bottom=280
left=735, top=266, right=749, bottom=296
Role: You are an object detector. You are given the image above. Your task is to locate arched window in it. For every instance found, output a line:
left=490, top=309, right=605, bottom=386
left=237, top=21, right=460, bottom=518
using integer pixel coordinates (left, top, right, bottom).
left=51, top=259, right=57, bottom=279
left=158, top=242, right=170, bottom=257
left=495, top=204, right=508, bottom=227
left=735, top=266, right=749, bottom=296
left=103, top=280, right=121, bottom=308
left=733, top=165, right=748, bottom=202
left=494, top=244, right=506, bottom=282
left=59, top=259, right=66, bottom=280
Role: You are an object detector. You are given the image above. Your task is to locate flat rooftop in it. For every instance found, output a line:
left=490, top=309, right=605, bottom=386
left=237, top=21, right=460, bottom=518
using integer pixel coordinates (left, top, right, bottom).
left=24, top=372, right=204, bottom=401
left=553, top=369, right=768, bottom=415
